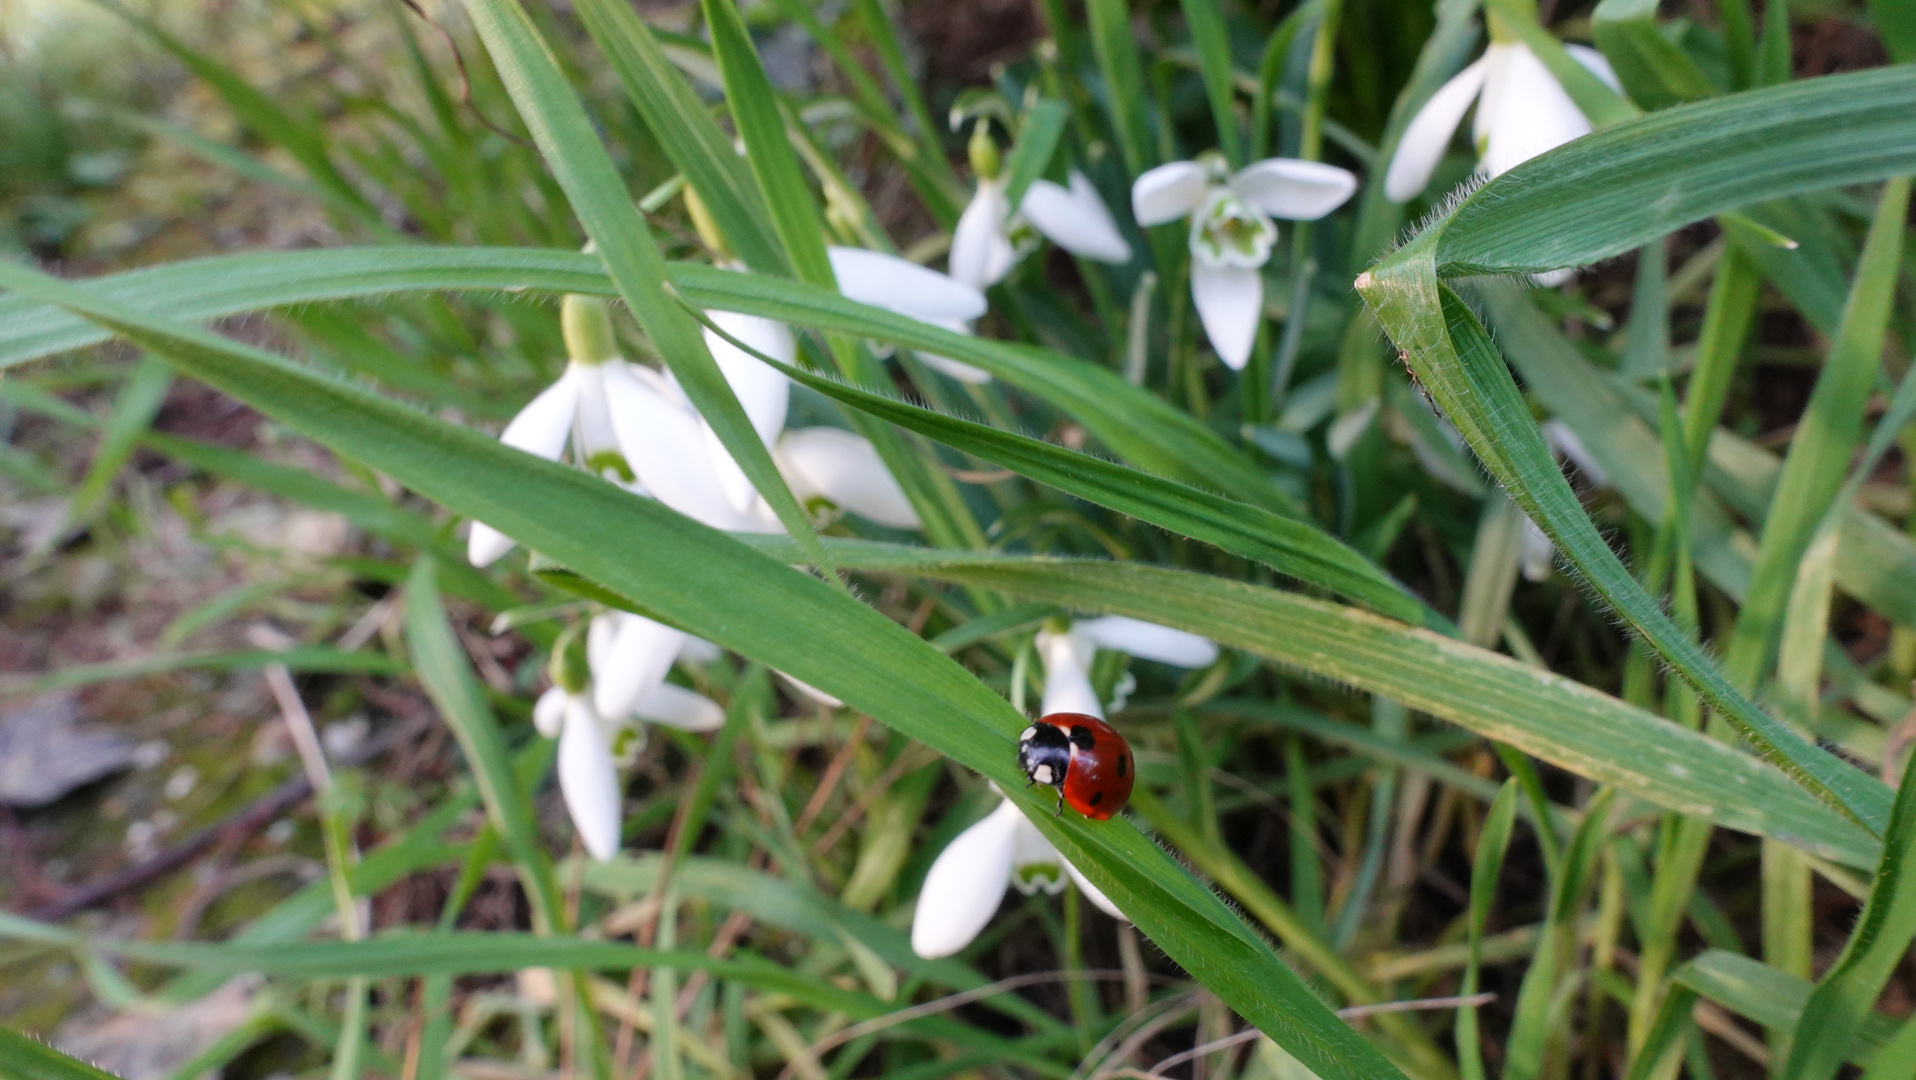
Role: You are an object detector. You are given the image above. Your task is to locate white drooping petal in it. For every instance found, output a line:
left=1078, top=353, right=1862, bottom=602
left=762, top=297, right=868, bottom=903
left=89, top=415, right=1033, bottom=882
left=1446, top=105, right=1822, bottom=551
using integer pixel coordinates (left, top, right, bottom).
left=950, top=181, right=1018, bottom=290
left=635, top=682, right=726, bottom=731
left=1565, top=43, right=1623, bottom=91
left=778, top=670, right=844, bottom=708
left=907, top=317, right=993, bottom=385
left=598, top=362, right=750, bottom=530
left=1008, top=812, right=1069, bottom=896
left=1022, top=173, right=1132, bottom=264
left=1228, top=159, right=1358, bottom=221
left=1480, top=43, right=1591, bottom=179
left=533, top=685, right=568, bottom=738
left=677, top=636, right=723, bottom=665
left=1036, top=628, right=1104, bottom=718
left=558, top=695, right=623, bottom=862
left=591, top=611, right=687, bottom=721
left=701, top=309, right=794, bottom=443
left=1520, top=516, right=1556, bottom=583
left=468, top=369, right=583, bottom=565
left=467, top=522, right=516, bottom=568
left=1189, top=260, right=1264, bottom=371
left=499, top=366, right=583, bottom=460
left=1077, top=615, right=1219, bottom=668
left=777, top=427, right=922, bottom=530
left=1130, top=160, right=1211, bottom=226
left=830, top=247, right=988, bottom=323
left=1541, top=419, right=1609, bottom=488
left=1383, top=56, right=1490, bottom=202
left=911, top=800, right=1019, bottom=958
left=1473, top=43, right=1519, bottom=150
left=1063, top=858, right=1129, bottom=921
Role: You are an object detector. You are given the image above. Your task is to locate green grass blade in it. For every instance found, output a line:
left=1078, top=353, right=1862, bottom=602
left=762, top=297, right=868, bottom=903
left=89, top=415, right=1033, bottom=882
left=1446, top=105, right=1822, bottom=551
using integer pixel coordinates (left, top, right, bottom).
left=1592, top=0, right=1718, bottom=109
left=0, top=263, right=1407, bottom=1080
left=57, top=356, right=172, bottom=539
left=1784, top=749, right=1916, bottom=1080
left=1180, top=0, right=1243, bottom=164
left=689, top=307, right=1444, bottom=628
left=1086, top=0, right=1155, bottom=176
left=0, top=1027, right=123, bottom=1080
left=1358, top=239, right=1893, bottom=835
left=460, top=0, right=832, bottom=577
left=571, top=0, right=788, bottom=274
left=1432, top=67, right=1916, bottom=274
left=403, top=560, right=566, bottom=930
left=1458, top=780, right=1519, bottom=1080
left=1002, top=100, right=1069, bottom=208
left=740, top=536, right=1881, bottom=868
left=1721, top=177, right=1911, bottom=688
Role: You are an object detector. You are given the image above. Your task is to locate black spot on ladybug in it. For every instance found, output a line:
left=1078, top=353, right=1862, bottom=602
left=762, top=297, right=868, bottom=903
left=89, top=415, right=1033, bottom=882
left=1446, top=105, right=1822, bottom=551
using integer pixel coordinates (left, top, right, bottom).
left=1089, top=791, right=1104, bottom=807
left=1117, top=754, right=1128, bottom=778
left=1069, top=725, right=1096, bottom=750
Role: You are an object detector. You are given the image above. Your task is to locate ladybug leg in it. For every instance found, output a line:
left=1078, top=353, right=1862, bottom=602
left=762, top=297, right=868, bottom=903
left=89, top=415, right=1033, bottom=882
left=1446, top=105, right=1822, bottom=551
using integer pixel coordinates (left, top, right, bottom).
left=1025, top=777, right=1036, bottom=788
left=1054, top=789, right=1064, bottom=816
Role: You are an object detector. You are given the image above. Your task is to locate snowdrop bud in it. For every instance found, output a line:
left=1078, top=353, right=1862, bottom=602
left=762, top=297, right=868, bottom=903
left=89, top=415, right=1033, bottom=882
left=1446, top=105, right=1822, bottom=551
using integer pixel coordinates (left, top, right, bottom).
left=533, top=685, right=568, bottom=738
left=1076, top=616, right=1218, bottom=668
left=562, top=294, right=618, bottom=367
left=967, top=120, right=1001, bottom=182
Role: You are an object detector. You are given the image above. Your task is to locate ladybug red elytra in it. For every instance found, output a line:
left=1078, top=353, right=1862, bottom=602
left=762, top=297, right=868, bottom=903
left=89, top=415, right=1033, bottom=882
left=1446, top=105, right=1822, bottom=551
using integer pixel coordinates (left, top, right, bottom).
left=1017, top=712, right=1133, bottom=820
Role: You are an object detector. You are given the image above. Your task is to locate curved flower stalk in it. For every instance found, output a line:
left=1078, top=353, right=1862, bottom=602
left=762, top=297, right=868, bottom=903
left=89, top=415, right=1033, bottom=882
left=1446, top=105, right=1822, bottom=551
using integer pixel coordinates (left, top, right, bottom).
left=950, top=125, right=1132, bottom=293
left=1131, top=153, right=1357, bottom=370
left=534, top=629, right=725, bottom=862
left=1382, top=41, right=1622, bottom=204
left=909, top=616, right=1219, bottom=958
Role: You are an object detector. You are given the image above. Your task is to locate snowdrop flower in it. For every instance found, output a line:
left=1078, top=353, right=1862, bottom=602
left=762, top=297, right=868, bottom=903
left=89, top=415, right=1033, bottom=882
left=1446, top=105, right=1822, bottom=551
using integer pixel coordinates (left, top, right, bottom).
left=950, top=124, right=1131, bottom=292
left=909, top=614, right=1216, bottom=957
left=1382, top=41, right=1621, bottom=203
left=1036, top=615, right=1221, bottom=718
left=535, top=627, right=724, bottom=862
left=911, top=794, right=1126, bottom=958
left=1131, top=153, right=1357, bottom=370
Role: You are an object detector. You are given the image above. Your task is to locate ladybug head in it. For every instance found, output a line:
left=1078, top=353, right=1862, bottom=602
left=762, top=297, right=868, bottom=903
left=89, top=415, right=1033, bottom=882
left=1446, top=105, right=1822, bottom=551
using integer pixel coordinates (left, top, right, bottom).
left=1017, top=723, right=1073, bottom=789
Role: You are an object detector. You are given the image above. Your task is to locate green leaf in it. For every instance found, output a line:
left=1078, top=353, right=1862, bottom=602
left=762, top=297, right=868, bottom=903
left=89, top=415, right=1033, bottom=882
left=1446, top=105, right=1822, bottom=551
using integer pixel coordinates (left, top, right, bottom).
left=736, top=535, right=1881, bottom=869
left=1721, top=178, right=1911, bottom=688
left=1180, top=0, right=1243, bottom=165
left=0, top=261, right=1406, bottom=1080
left=1086, top=0, right=1155, bottom=176
left=1458, top=780, right=1519, bottom=1080
left=0, top=246, right=1295, bottom=514
left=1432, top=67, right=1916, bottom=275
left=1592, top=0, right=1718, bottom=109
left=402, top=560, right=565, bottom=930
left=689, top=306, right=1444, bottom=629
left=460, top=0, right=832, bottom=576
left=5, top=647, right=403, bottom=695
left=1002, top=100, right=1069, bottom=209
left=0, top=1027, right=123, bottom=1080
left=1784, top=749, right=1916, bottom=1080
left=570, top=0, right=788, bottom=274
left=1358, top=241, right=1893, bottom=834
left=700, top=0, right=835, bottom=287
left=1669, top=951, right=1900, bottom=1065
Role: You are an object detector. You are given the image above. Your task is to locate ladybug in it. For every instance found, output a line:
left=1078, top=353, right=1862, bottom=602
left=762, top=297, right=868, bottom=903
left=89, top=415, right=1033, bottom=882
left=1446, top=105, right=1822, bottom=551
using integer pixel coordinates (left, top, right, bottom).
left=1017, top=712, right=1133, bottom=820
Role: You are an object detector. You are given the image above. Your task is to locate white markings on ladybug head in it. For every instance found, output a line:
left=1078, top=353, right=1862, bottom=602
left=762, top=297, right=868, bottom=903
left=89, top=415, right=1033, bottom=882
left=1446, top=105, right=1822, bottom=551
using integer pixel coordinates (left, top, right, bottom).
left=1030, top=764, right=1055, bottom=785
left=1020, top=726, right=1037, bottom=742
